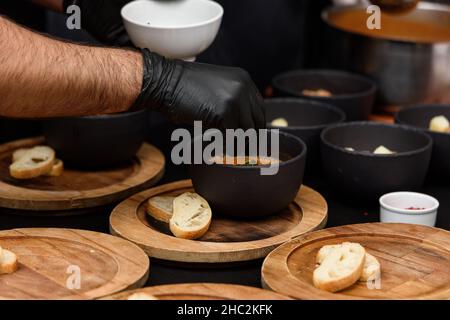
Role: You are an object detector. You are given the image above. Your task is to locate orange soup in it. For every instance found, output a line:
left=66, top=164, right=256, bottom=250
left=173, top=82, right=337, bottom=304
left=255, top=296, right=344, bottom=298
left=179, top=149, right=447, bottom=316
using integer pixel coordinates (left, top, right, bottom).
left=327, top=8, right=450, bottom=43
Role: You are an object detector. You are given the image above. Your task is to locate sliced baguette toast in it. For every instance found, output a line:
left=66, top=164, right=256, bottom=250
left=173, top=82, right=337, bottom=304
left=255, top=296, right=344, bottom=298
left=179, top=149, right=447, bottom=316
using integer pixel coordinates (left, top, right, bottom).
left=127, top=293, right=158, bottom=300
left=0, top=246, right=19, bottom=274
left=169, top=192, right=212, bottom=240
left=46, top=159, right=64, bottom=177
left=313, top=242, right=366, bottom=292
left=12, top=147, right=63, bottom=178
left=147, top=196, right=175, bottom=223
left=12, top=148, right=29, bottom=162
left=9, top=146, right=55, bottom=179
left=360, top=252, right=381, bottom=282
left=317, top=244, right=381, bottom=282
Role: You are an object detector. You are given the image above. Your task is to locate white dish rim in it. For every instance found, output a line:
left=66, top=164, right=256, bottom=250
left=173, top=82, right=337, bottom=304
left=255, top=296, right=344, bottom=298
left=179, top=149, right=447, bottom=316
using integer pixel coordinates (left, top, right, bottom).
left=121, top=0, right=224, bottom=30
left=380, top=191, right=439, bottom=215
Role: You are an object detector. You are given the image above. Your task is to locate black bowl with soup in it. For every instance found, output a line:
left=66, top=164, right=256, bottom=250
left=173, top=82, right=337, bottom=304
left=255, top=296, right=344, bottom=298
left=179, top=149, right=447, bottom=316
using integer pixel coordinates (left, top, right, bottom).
left=266, top=98, right=345, bottom=172
left=321, top=122, right=432, bottom=200
left=189, top=130, right=307, bottom=218
left=395, top=104, right=450, bottom=179
left=42, top=109, right=148, bottom=168
left=272, top=70, right=376, bottom=121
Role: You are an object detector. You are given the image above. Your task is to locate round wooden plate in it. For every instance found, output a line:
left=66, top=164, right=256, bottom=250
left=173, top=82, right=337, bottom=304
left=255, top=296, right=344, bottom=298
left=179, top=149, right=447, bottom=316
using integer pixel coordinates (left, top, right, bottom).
left=103, top=283, right=290, bottom=300
left=262, top=223, right=450, bottom=300
left=109, top=180, right=328, bottom=263
left=0, top=228, right=149, bottom=300
left=0, top=137, right=165, bottom=212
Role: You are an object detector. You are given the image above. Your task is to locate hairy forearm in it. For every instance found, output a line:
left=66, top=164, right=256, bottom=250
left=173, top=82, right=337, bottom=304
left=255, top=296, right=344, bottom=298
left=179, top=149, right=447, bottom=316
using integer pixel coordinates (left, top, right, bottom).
left=31, top=0, right=63, bottom=12
left=0, top=16, right=142, bottom=118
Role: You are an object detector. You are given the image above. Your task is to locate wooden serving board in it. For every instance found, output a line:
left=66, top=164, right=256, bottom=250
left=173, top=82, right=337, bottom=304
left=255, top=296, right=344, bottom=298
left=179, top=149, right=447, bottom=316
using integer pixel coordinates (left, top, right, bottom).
left=262, top=223, right=450, bottom=300
left=109, top=180, right=328, bottom=264
left=0, top=137, right=165, bottom=213
left=0, top=228, right=149, bottom=300
left=103, top=283, right=290, bottom=300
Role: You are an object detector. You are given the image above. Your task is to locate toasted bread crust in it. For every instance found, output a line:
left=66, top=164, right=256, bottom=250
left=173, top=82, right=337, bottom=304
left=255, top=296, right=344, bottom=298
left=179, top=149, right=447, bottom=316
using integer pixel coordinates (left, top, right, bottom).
left=46, top=159, right=64, bottom=177
left=170, top=218, right=211, bottom=240
left=316, top=244, right=381, bottom=283
left=12, top=148, right=29, bottom=162
left=147, top=196, right=175, bottom=223
left=169, top=192, right=212, bottom=240
left=0, top=249, right=19, bottom=275
left=127, top=293, right=158, bottom=300
left=10, top=161, right=54, bottom=179
left=359, top=253, right=381, bottom=282
left=313, top=242, right=366, bottom=292
left=9, top=146, right=55, bottom=179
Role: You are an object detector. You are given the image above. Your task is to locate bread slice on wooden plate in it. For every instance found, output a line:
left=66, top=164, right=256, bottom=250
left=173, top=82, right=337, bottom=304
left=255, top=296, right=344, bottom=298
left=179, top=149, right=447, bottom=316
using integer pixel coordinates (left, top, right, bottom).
left=0, top=246, right=19, bottom=274
left=46, top=159, right=64, bottom=177
left=12, top=148, right=30, bottom=162
left=313, top=242, right=366, bottom=292
left=317, top=244, right=381, bottom=282
left=127, top=292, right=158, bottom=300
left=147, top=196, right=175, bottom=223
left=12, top=147, right=63, bottom=177
left=169, top=192, right=212, bottom=240
left=9, top=146, right=55, bottom=179
left=359, top=252, right=381, bottom=282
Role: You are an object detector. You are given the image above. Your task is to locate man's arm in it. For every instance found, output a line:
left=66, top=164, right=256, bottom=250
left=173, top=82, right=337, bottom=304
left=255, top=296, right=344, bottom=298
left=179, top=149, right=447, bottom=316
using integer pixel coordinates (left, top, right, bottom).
left=31, top=0, right=63, bottom=12
left=0, top=16, right=142, bottom=118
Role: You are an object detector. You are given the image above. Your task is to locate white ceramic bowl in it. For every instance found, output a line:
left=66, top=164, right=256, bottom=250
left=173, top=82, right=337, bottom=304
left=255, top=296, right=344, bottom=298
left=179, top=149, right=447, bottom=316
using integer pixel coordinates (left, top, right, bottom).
left=122, top=0, right=223, bottom=61
left=379, top=192, right=439, bottom=227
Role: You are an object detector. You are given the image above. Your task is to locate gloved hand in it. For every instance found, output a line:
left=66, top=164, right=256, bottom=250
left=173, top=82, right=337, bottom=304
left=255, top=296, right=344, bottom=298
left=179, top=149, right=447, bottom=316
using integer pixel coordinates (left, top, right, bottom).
left=134, top=50, right=266, bottom=129
left=63, top=0, right=131, bottom=46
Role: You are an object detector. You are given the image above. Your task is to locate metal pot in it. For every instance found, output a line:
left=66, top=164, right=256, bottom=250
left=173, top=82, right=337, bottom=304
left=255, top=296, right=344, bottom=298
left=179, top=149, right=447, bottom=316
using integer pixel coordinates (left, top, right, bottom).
left=321, top=2, right=450, bottom=112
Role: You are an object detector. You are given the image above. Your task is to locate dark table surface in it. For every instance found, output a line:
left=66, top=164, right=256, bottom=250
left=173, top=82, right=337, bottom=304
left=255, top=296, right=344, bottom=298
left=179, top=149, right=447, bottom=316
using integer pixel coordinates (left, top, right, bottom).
left=1, top=121, right=449, bottom=289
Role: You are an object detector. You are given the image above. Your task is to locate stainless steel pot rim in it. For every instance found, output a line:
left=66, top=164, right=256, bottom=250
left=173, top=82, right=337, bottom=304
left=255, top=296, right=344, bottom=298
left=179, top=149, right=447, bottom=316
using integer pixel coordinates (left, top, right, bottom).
left=320, top=120, right=433, bottom=158
left=272, top=69, right=377, bottom=101
left=265, top=97, right=347, bottom=130
left=321, top=2, right=450, bottom=45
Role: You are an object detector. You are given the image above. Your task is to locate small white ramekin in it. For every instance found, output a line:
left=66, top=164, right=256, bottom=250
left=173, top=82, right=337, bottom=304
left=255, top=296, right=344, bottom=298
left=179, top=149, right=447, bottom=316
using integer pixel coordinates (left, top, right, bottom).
left=379, top=192, right=439, bottom=227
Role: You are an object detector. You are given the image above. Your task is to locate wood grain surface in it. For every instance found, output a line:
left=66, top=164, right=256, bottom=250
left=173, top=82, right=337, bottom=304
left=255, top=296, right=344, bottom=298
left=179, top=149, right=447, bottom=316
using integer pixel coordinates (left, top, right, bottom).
left=262, top=223, right=450, bottom=300
left=0, top=228, right=149, bottom=300
left=103, top=283, right=290, bottom=300
left=109, top=180, right=328, bottom=263
left=0, top=137, right=165, bottom=212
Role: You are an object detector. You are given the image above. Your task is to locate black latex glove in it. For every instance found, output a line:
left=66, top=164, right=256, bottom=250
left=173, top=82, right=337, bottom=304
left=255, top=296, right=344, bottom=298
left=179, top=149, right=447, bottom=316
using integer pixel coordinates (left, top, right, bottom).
left=134, top=50, right=265, bottom=130
left=63, top=0, right=131, bottom=46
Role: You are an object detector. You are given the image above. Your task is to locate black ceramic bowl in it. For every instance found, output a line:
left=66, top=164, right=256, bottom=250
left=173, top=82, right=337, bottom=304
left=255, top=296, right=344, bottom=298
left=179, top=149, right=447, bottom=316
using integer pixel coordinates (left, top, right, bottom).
left=321, top=122, right=432, bottom=200
left=396, top=104, right=450, bottom=179
left=266, top=98, right=345, bottom=172
left=272, top=69, right=377, bottom=121
left=42, top=109, right=148, bottom=168
left=189, top=131, right=307, bottom=219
